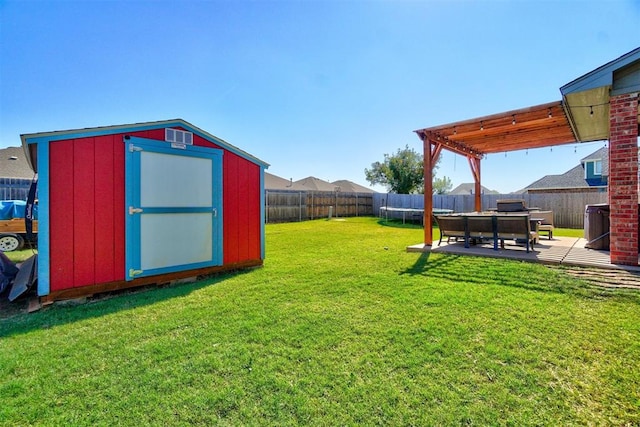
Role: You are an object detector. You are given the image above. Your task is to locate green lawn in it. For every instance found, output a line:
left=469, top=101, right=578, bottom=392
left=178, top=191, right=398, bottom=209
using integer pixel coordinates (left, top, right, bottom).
left=1, top=217, right=638, bottom=425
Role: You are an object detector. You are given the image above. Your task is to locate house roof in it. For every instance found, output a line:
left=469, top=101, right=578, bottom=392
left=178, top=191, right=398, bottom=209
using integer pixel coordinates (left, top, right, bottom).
left=560, top=47, right=640, bottom=142
left=265, top=172, right=294, bottom=190
left=20, top=118, right=269, bottom=172
left=561, top=47, right=640, bottom=95
left=523, top=164, right=590, bottom=191
left=265, top=173, right=376, bottom=193
left=523, top=146, right=608, bottom=191
left=0, top=146, right=35, bottom=179
left=331, top=180, right=376, bottom=193
left=415, top=47, right=640, bottom=162
left=449, top=183, right=499, bottom=195
left=292, top=176, right=337, bottom=192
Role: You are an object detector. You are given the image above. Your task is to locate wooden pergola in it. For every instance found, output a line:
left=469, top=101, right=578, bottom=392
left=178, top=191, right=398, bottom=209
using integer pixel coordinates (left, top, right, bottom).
left=414, top=100, right=577, bottom=246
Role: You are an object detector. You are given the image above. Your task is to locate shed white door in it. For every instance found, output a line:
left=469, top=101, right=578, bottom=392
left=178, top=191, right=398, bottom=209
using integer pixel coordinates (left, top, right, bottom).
left=125, top=137, right=223, bottom=280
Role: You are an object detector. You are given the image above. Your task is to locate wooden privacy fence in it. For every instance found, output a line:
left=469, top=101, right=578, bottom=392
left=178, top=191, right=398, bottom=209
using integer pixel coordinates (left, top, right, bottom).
left=265, top=190, right=374, bottom=223
left=265, top=190, right=608, bottom=228
left=373, top=192, right=609, bottom=229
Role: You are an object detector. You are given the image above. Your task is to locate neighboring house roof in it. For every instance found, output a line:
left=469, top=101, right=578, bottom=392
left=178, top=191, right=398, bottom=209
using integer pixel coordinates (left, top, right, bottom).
left=331, top=180, right=376, bottom=193
left=524, top=164, right=589, bottom=190
left=265, top=172, right=295, bottom=190
left=0, top=146, right=35, bottom=179
left=449, top=183, right=499, bottom=195
left=523, top=146, right=609, bottom=191
left=265, top=173, right=376, bottom=193
left=292, top=176, right=337, bottom=192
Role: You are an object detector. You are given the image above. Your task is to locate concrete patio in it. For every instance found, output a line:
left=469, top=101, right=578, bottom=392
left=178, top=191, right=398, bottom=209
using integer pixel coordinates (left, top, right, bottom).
left=407, top=236, right=640, bottom=272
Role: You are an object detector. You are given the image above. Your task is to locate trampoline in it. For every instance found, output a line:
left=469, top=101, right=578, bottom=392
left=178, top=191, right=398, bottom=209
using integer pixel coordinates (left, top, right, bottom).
left=379, top=206, right=453, bottom=224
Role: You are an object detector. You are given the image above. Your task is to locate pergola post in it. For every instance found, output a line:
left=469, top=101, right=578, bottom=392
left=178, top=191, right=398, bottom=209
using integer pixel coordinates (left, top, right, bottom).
left=468, top=157, right=482, bottom=212
left=608, top=92, right=639, bottom=265
left=422, top=138, right=443, bottom=246
left=423, top=138, right=433, bottom=245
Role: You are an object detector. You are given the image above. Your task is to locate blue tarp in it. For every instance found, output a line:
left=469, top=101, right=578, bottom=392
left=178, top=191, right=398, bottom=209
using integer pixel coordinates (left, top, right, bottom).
left=0, top=200, right=38, bottom=220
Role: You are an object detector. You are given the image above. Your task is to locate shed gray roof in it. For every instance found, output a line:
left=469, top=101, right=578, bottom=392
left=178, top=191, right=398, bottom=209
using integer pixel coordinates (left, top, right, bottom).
left=21, top=118, right=269, bottom=172
left=0, top=146, right=35, bottom=179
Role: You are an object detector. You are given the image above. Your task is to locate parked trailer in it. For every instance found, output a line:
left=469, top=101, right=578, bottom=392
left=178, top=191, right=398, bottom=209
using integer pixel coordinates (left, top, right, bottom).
left=0, top=219, right=38, bottom=251
left=0, top=200, right=37, bottom=252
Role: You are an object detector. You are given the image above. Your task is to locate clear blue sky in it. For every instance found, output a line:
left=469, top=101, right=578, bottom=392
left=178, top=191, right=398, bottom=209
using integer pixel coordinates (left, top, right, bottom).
left=1, top=0, right=638, bottom=193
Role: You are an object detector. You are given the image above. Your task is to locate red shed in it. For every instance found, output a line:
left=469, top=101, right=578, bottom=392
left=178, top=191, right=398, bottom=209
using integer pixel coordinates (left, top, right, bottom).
left=21, top=119, right=268, bottom=302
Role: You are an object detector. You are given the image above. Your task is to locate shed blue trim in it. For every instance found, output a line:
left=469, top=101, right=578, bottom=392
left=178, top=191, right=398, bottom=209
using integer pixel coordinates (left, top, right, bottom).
left=36, top=141, right=50, bottom=296
left=136, top=260, right=220, bottom=279
left=125, top=136, right=223, bottom=280
left=124, top=138, right=140, bottom=280
left=260, top=166, right=266, bottom=260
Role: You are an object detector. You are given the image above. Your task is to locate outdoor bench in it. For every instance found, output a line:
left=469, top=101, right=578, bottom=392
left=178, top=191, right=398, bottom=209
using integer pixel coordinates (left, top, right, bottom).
left=434, top=214, right=466, bottom=244
left=435, top=213, right=538, bottom=253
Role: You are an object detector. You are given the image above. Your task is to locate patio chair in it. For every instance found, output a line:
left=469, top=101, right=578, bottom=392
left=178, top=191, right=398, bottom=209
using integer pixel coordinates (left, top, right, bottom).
left=532, top=210, right=554, bottom=239
left=467, top=215, right=497, bottom=250
left=435, top=215, right=466, bottom=246
left=495, top=215, right=537, bottom=253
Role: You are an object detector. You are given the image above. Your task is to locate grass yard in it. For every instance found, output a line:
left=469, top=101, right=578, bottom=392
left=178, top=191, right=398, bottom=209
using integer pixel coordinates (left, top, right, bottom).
left=1, top=217, right=639, bottom=425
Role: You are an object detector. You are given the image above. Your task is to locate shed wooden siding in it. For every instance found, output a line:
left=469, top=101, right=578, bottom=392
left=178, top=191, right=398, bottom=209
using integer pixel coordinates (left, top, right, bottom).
left=223, top=151, right=261, bottom=264
left=47, top=128, right=262, bottom=292
left=49, top=134, right=126, bottom=291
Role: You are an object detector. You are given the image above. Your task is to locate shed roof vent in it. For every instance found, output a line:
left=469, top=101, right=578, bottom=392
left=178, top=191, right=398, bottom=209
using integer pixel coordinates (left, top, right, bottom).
left=165, top=128, right=193, bottom=145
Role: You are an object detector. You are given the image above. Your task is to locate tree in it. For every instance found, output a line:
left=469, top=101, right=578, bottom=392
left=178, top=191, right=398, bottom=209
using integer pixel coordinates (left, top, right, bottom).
left=433, top=176, right=453, bottom=195
left=365, top=145, right=436, bottom=194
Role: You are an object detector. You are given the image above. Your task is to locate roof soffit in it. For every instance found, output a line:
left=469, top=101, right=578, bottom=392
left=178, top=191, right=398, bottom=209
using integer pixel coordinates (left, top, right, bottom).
left=563, top=86, right=611, bottom=142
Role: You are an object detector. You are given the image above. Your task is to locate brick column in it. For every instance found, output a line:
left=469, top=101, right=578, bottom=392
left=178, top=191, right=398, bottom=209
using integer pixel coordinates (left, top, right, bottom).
left=608, top=92, right=639, bottom=265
